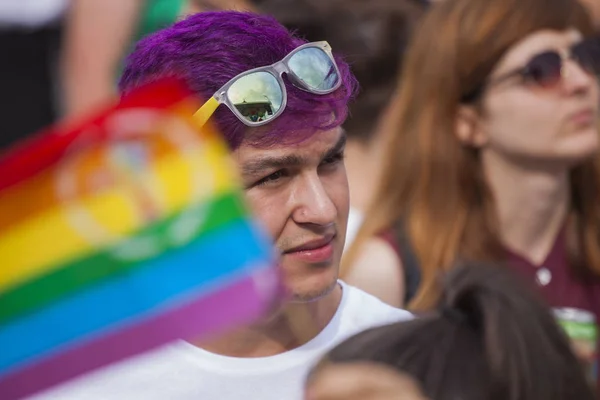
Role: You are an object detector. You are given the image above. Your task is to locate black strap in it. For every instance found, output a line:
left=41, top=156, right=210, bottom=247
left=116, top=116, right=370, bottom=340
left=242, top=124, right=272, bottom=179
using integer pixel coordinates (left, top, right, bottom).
left=393, top=224, right=422, bottom=305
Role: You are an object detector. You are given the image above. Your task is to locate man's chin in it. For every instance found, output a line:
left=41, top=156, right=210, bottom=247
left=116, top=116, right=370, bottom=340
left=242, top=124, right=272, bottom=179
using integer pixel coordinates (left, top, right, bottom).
left=288, top=278, right=339, bottom=303
left=279, top=253, right=342, bottom=303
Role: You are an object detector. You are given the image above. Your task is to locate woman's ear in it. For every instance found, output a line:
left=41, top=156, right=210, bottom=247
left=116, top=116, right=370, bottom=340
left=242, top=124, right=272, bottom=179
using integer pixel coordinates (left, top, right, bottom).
left=455, top=105, right=488, bottom=148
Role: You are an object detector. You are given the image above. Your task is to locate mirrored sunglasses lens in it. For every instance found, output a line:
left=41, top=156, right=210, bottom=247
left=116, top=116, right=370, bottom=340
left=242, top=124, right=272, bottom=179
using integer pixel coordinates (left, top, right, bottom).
left=227, top=71, right=283, bottom=124
left=288, top=47, right=340, bottom=91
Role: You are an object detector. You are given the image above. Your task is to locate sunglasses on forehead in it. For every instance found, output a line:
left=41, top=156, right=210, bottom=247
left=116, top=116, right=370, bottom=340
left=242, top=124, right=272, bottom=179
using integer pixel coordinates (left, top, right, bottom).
left=462, top=38, right=600, bottom=103
left=193, top=41, right=342, bottom=127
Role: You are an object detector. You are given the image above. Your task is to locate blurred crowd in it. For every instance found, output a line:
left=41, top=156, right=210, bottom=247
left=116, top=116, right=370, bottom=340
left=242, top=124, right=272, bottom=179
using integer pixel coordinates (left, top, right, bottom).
left=3, top=0, right=600, bottom=399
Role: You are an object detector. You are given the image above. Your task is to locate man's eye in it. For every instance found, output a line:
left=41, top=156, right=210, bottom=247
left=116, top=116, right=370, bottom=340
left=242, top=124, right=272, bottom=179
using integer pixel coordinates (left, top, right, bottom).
left=254, top=170, right=286, bottom=187
left=322, top=152, right=345, bottom=166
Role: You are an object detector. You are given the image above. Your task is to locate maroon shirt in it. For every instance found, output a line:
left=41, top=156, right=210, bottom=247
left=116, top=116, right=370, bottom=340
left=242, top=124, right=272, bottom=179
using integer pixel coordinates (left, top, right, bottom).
left=379, top=227, right=600, bottom=316
left=381, top=227, right=600, bottom=390
left=506, top=229, right=600, bottom=393
left=505, top=229, right=600, bottom=323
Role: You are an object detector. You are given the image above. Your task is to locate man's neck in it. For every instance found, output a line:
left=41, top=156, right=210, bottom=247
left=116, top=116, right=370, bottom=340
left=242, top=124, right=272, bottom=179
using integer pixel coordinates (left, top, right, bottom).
left=482, top=152, right=570, bottom=264
left=194, top=283, right=343, bottom=358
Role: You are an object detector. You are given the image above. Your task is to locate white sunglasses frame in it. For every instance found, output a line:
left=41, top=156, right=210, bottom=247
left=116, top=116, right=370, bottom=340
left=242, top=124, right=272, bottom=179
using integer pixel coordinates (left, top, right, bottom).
left=193, top=41, right=342, bottom=127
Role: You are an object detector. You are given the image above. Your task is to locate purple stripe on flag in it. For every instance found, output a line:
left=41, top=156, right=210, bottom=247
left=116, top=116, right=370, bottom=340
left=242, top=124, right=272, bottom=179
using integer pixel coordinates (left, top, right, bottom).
left=0, top=266, right=280, bottom=400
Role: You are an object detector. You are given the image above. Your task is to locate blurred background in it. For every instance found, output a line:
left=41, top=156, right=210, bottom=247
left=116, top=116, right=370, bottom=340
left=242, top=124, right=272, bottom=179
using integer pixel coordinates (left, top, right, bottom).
left=2, top=1, right=600, bottom=398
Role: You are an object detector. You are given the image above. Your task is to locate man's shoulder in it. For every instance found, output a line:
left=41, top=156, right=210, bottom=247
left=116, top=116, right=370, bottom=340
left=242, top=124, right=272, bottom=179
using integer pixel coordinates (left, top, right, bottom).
left=338, top=281, right=413, bottom=330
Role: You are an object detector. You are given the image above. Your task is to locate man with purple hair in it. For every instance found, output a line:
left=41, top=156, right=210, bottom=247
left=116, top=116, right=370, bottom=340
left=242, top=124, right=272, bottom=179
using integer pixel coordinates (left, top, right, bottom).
left=29, top=11, right=411, bottom=400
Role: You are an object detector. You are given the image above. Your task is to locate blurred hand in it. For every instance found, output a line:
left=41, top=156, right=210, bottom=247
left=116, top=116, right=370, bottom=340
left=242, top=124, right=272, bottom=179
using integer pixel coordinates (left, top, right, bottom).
left=305, top=362, right=428, bottom=400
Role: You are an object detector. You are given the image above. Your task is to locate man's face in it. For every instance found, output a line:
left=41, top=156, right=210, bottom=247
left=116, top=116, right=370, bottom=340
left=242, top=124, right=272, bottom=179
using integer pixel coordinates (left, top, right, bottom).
left=233, top=128, right=349, bottom=302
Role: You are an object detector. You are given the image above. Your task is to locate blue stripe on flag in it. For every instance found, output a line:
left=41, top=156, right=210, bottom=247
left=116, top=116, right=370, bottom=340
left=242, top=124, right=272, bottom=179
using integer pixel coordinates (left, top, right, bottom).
left=0, top=219, right=271, bottom=374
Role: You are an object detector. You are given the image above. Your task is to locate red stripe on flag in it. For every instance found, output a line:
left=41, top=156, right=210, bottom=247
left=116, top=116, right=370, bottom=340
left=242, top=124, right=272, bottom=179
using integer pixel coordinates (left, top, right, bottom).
left=0, top=78, right=196, bottom=191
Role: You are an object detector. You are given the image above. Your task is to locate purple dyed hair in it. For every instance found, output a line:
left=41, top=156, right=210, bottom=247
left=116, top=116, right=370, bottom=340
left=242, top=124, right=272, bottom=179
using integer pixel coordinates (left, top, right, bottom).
left=119, top=11, right=358, bottom=149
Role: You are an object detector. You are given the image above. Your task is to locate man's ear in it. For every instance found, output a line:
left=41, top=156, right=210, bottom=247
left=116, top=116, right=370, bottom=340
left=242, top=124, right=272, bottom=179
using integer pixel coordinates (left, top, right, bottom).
left=455, top=105, right=488, bottom=148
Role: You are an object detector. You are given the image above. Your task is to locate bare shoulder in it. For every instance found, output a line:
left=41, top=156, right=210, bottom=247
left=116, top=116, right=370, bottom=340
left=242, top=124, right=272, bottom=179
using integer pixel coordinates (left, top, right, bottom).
left=344, top=237, right=405, bottom=308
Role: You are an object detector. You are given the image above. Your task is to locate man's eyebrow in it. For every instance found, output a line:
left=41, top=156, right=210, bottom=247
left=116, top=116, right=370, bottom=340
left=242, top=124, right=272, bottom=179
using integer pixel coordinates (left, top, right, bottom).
left=321, top=132, right=347, bottom=161
left=240, top=131, right=347, bottom=176
left=241, top=154, right=307, bottom=176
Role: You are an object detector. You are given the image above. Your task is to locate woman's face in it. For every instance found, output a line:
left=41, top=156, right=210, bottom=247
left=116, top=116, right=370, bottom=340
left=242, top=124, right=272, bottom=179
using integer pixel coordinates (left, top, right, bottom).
left=579, top=0, right=600, bottom=28
left=471, top=29, right=599, bottom=167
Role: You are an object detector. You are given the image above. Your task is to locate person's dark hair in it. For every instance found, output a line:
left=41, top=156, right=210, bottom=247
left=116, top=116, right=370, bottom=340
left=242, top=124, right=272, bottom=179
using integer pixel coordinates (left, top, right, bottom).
left=253, top=0, right=428, bottom=142
left=317, top=263, right=596, bottom=400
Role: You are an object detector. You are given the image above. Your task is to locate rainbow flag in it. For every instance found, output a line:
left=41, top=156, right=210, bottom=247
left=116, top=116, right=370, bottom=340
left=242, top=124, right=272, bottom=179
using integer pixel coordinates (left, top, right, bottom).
left=0, top=79, right=281, bottom=399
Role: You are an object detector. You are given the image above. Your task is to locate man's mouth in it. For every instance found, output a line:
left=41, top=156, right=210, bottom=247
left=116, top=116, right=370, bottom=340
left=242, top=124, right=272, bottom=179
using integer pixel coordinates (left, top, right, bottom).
left=282, top=234, right=336, bottom=264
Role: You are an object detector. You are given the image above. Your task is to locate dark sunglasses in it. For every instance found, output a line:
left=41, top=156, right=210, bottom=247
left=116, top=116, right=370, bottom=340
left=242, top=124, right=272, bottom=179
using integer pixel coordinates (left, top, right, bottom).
left=462, top=38, right=600, bottom=103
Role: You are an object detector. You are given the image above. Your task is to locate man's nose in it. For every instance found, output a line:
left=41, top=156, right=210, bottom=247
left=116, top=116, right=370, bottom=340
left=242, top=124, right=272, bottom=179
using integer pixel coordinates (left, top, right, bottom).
left=291, top=173, right=337, bottom=227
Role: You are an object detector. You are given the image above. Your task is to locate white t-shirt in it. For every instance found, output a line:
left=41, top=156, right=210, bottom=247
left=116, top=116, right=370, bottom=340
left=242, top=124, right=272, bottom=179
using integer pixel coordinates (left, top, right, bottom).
left=28, top=281, right=412, bottom=400
left=0, top=0, right=68, bottom=28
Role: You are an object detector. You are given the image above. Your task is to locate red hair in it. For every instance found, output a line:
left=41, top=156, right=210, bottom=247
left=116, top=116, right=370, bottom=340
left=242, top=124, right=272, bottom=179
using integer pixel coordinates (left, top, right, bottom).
left=343, top=0, right=599, bottom=310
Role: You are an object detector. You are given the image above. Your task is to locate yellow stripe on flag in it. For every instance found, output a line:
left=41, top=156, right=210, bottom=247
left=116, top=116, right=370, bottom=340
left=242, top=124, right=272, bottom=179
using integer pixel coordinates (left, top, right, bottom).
left=0, top=142, right=239, bottom=291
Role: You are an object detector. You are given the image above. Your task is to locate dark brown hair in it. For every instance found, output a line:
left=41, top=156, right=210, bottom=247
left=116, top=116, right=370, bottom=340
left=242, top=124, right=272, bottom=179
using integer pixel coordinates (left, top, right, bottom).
left=319, top=263, right=596, bottom=400
left=254, top=0, right=428, bottom=142
left=343, top=0, right=600, bottom=309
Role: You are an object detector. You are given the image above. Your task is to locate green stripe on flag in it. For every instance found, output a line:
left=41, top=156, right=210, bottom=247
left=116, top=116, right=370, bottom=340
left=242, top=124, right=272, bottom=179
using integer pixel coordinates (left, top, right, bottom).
left=0, top=191, right=248, bottom=325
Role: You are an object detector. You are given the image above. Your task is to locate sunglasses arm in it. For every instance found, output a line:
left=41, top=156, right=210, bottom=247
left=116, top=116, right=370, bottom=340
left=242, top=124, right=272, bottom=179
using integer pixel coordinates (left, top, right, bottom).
left=193, top=97, right=220, bottom=127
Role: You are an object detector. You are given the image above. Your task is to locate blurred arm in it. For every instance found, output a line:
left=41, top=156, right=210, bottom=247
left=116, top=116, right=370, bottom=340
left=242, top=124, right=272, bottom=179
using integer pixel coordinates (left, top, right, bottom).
left=344, top=238, right=405, bottom=308
left=188, top=0, right=256, bottom=12
left=60, top=0, right=144, bottom=117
